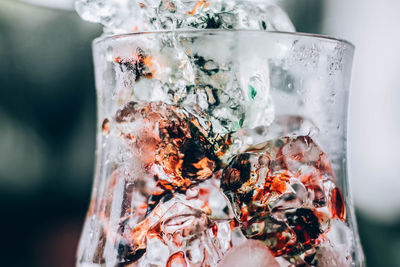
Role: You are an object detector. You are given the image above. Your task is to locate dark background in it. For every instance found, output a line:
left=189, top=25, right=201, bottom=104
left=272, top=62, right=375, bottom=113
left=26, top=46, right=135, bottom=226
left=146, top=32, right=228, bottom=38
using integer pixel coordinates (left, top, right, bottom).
left=0, top=1, right=399, bottom=266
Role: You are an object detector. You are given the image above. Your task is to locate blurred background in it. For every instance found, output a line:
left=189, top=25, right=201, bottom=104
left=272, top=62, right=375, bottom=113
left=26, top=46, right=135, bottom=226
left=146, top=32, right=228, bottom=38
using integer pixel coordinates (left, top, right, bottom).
left=0, top=0, right=399, bottom=266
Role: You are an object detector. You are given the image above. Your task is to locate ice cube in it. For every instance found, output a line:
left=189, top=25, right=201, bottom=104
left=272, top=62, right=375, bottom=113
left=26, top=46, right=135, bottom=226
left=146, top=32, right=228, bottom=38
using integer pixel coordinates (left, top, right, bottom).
left=174, top=48, right=247, bottom=135
left=75, top=0, right=116, bottom=24
left=133, top=197, right=233, bottom=265
left=218, top=239, right=279, bottom=267
left=242, top=74, right=275, bottom=130
left=75, top=0, right=295, bottom=34
left=75, top=0, right=148, bottom=33
left=263, top=4, right=295, bottom=31
left=220, top=135, right=346, bottom=261
left=316, top=243, right=352, bottom=267
left=231, top=1, right=295, bottom=31
left=266, top=115, right=320, bottom=139
left=185, top=175, right=234, bottom=220
left=113, top=101, right=218, bottom=191
left=156, top=0, right=295, bottom=32
left=280, top=135, right=334, bottom=176
left=144, top=235, right=170, bottom=266
left=111, top=36, right=276, bottom=138
left=323, top=219, right=353, bottom=257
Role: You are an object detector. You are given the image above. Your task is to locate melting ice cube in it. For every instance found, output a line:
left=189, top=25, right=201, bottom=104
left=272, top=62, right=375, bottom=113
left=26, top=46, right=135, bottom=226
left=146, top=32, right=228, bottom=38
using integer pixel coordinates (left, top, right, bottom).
left=75, top=0, right=295, bottom=34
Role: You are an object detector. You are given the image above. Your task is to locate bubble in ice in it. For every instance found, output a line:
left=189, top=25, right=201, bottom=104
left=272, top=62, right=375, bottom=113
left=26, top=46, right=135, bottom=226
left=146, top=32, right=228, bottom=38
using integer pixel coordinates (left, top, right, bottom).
left=75, top=0, right=295, bottom=34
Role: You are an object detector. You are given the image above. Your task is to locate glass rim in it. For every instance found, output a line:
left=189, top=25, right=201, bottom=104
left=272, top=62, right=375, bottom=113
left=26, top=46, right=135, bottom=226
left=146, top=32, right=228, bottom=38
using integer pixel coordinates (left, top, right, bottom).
left=93, top=29, right=355, bottom=49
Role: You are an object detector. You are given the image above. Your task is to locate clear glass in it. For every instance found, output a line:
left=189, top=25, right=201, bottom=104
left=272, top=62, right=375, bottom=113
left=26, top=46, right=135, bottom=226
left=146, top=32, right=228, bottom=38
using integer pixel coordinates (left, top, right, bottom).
left=77, top=30, right=364, bottom=267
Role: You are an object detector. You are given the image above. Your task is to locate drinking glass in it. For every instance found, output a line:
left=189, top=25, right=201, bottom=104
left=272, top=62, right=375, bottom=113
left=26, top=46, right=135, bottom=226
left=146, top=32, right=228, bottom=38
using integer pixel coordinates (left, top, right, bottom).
left=77, top=30, right=364, bottom=266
